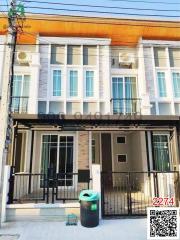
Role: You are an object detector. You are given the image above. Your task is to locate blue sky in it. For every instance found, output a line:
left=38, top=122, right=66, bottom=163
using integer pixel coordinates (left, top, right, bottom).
left=1, top=0, right=180, bottom=21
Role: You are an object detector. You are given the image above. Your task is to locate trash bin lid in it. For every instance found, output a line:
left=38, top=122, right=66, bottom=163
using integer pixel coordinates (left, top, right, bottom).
left=79, top=190, right=99, bottom=201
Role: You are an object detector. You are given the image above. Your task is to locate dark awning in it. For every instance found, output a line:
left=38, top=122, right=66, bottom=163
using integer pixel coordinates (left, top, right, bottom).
left=11, top=114, right=180, bottom=132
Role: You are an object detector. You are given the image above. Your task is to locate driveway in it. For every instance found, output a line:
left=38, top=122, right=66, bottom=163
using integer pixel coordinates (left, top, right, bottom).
left=0, top=218, right=147, bottom=240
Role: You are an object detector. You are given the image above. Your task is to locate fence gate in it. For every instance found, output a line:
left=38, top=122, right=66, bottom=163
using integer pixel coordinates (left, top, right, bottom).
left=101, top=172, right=179, bottom=217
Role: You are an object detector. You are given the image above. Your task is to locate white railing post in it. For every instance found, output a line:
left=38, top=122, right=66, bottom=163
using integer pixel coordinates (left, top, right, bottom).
left=1, top=165, right=11, bottom=223
left=92, top=164, right=101, bottom=219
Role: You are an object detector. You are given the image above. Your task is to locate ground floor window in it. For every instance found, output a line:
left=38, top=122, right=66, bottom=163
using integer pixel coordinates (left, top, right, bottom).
left=153, top=134, right=170, bottom=171
left=41, top=135, right=74, bottom=186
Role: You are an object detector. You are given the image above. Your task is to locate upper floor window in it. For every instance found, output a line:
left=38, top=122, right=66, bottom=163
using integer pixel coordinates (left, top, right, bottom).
left=83, top=46, right=97, bottom=65
left=69, top=70, right=78, bottom=97
left=51, top=45, right=65, bottom=65
left=12, top=74, right=30, bottom=113
left=157, top=72, right=167, bottom=97
left=67, top=45, right=81, bottom=65
left=112, top=76, right=138, bottom=114
left=53, top=70, right=61, bottom=96
left=86, top=71, right=94, bottom=97
left=172, top=72, right=180, bottom=98
left=169, top=48, right=180, bottom=68
left=154, top=47, right=167, bottom=67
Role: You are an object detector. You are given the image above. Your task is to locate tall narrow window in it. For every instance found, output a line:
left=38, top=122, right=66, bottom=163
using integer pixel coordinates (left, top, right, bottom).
left=169, top=48, right=180, bottom=68
left=83, top=46, right=97, bottom=65
left=41, top=135, right=74, bottom=186
left=69, top=70, right=78, bottom=97
left=12, top=75, right=30, bottom=112
left=153, top=135, right=170, bottom=171
left=86, top=71, right=94, bottom=97
left=67, top=45, right=81, bottom=65
left=172, top=72, right=180, bottom=98
left=157, top=72, right=167, bottom=97
left=154, top=47, right=167, bottom=67
left=53, top=70, right=61, bottom=96
left=112, top=77, right=123, bottom=114
left=112, top=77, right=137, bottom=114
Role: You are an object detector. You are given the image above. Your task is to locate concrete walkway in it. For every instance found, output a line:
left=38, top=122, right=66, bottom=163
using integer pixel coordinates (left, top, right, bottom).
left=0, top=219, right=147, bottom=240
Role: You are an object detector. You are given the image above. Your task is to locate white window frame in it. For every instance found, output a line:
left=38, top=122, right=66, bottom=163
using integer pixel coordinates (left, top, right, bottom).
left=116, top=136, right=126, bottom=144
left=40, top=133, right=76, bottom=189
left=111, top=75, right=138, bottom=99
left=50, top=67, right=64, bottom=99
left=156, top=71, right=168, bottom=98
left=83, top=69, right=97, bottom=99
left=117, top=154, right=127, bottom=163
left=67, top=69, right=80, bottom=98
left=171, top=71, right=180, bottom=99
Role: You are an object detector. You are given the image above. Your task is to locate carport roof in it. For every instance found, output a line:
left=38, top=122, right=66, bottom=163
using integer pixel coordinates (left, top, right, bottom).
left=12, top=114, right=180, bottom=131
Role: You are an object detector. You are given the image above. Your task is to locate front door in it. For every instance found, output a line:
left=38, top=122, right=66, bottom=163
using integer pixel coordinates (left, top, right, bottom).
left=101, top=133, right=112, bottom=173
left=152, top=134, right=171, bottom=171
left=41, top=135, right=74, bottom=186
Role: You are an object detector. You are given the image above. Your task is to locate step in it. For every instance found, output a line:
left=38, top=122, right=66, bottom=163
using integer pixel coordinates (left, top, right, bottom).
left=6, top=203, right=80, bottom=222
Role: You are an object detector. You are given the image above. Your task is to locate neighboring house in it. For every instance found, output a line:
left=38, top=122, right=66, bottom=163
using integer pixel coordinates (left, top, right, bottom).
left=0, top=15, right=180, bottom=220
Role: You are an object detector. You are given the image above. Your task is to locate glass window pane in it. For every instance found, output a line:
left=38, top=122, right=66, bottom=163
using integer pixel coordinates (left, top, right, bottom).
left=22, top=75, right=30, bottom=96
left=154, top=47, right=167, bottom=67
left=51, top=45, right=65, bottom=64
left=153, top=134, right=170, bottom=171
left=86, top=71, right=94, bottom=97
left=38, top=101, right=46, bottom=114
left=53, top=70, right=61, bottom=96
left=13, top=75, right=22, bottom=96
left=83, top=46, right=97, bottom=65
left=172, top=72, right=180, bottom=98
left=157, top=72, right=167, bottom=97
left=69, top=70, right=78, bottom=96
left=67, top=45, right=81, bottom=65
left=169, top=48, right=180, bottom=68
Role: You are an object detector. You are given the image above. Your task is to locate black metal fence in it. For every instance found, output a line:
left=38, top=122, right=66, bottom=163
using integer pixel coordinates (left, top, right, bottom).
left=101, top=171, right=179, bottom=217
left=111, top=98, right=141, bottom=115
left=8, top=168, right=91, bottom=204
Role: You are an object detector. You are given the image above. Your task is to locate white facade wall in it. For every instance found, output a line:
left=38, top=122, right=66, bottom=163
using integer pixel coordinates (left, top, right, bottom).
left=142, top=39, right=180, bottom=115
left=1, top=36, right=179, bottom=116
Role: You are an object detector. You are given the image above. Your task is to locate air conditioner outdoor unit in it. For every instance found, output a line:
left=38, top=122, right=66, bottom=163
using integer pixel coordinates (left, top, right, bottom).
left=119, top=53, right=135, bottom=65
left=17, top=51, right=31, bottom=64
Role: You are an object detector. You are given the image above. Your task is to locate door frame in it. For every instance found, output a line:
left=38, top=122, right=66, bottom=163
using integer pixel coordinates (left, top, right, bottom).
left=152, top=133, right=172, bottom=171
left=39, top=132, right=77, bottom=188
left=99, top=132, right=114, bottom=172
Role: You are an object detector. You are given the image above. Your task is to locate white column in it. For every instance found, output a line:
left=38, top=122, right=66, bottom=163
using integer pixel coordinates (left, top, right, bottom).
left=28, top=54, right=40, bottom=113
left=92, top=164, right=101, bottom=219
left=1, top=165, right=11, bottom=223
left=138, top=42, right=151, bottom=115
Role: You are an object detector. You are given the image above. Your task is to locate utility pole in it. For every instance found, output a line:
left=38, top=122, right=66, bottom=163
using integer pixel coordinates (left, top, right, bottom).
left=0, top=0, right=25, bottom=223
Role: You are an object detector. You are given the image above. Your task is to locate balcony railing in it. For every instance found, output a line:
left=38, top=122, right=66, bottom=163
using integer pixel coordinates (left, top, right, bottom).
left=111, top=98, right=141, bottom=115
left=11, top=96, right=29, bottom=113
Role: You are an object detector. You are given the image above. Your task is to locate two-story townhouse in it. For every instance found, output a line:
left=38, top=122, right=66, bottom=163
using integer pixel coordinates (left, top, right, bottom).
left=0, top=15, right=180, bottom=220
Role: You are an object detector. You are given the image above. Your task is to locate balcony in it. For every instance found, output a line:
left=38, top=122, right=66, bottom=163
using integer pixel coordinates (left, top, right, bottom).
left=111, top=98, right=141, bottom=115
left=11, top=97, right=29, bottom=113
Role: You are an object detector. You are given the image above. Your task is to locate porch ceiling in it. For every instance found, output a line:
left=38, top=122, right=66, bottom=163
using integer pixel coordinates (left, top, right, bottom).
left=12, top=114, right=180, bottom=131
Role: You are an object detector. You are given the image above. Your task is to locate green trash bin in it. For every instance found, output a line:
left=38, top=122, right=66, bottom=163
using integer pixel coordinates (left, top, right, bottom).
left=79, top=190, right=99, bottom=228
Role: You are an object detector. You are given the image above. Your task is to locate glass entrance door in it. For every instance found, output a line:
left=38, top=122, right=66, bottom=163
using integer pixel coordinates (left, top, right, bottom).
left=41, top=135, right=74, bottom=186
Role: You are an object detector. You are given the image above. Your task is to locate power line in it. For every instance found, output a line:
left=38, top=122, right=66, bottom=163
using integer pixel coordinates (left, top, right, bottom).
left=82, top=0, right=180, bottom=5
left=1, top=13, right=180, bottom=28
left=20, top=7, right=180, bottom=18
left=20, top=1, right=180, bottom=13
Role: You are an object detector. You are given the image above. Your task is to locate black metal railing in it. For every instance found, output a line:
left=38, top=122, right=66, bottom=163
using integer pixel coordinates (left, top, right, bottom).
left=11, top=96, right=29, bottom=113
left=8, top=168, right=91, bottom=204
left=110, top=98, right=141, bottom=115
left=101, top=171, right=179, bottom=217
